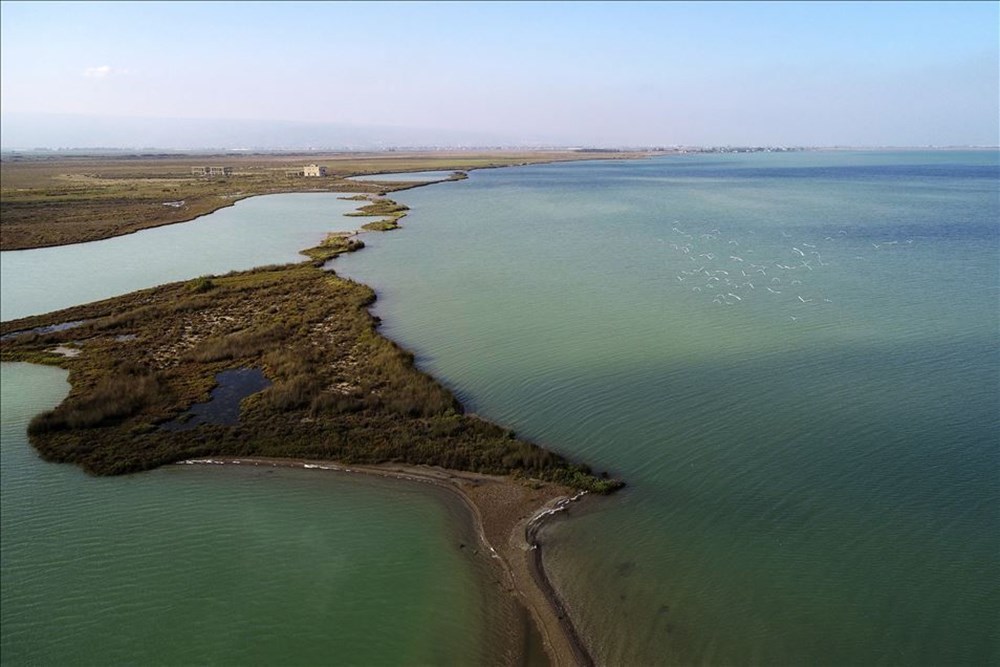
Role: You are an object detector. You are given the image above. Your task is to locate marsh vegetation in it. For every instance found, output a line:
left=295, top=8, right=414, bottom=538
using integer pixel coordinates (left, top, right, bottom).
left=346, top=196, right=410, bottom=231
left=1, top=251, right=622, bottom=493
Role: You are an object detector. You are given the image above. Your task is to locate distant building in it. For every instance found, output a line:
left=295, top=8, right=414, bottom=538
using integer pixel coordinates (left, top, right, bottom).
left=191, top=166, right=233, bottom=177
left=303, top=164, right=327, bottom=177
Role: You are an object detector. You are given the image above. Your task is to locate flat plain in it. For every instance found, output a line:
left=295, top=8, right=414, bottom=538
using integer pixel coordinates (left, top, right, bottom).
left=0, top=150, right=642, bottom=250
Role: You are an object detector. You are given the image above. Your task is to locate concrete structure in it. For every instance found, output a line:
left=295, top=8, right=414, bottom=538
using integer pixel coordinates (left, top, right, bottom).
left=303, top=164, right=327, bottom=177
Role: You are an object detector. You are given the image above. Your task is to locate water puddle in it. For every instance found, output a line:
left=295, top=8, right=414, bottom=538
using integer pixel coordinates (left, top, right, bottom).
left=161, top=368, right=271, bottom=431
left=1, top=320, right=86, bottom=341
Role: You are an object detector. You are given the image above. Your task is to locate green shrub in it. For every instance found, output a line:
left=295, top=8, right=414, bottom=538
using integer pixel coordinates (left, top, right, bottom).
left=30, top=370, right=166, bottom=432
left=188, top=277, right=215, bottom=293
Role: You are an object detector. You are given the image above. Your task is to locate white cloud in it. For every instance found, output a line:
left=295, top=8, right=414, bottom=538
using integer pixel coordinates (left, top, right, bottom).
left=83, top=65, right=114, bottom=79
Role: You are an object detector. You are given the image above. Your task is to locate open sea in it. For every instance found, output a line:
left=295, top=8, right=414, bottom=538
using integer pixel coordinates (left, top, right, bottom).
left=2, top=150, right=998, bottom=664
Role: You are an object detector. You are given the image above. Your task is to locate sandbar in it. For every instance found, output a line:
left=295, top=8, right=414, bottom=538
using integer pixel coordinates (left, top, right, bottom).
left=177, top=457, right=595, bottom=666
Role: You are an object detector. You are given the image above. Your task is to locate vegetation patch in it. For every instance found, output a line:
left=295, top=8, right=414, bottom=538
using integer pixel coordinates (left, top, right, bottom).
left=299, top=233, right=365, bottom=263
left=361, top=219, right=399, bottom=232
left=345, top=196, right=408, bottom=232
left=187, top=276, right=216, bottom=293
left=345, top=198, right=409, bottom=218
left=1, top=259, right=623, bottom=493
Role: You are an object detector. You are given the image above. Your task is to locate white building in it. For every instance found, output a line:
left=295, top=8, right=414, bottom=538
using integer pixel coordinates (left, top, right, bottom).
left=303, top=164, right=327, bottom=177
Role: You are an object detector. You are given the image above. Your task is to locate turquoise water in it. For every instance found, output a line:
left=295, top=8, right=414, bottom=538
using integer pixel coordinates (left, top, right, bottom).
left=0, top=362, right=505, bottom=665
left=348, top=170, right=457, bottom=182
left=0, top=193, right=364, bottom=321
left=334, top=151, right=1000, bottom=664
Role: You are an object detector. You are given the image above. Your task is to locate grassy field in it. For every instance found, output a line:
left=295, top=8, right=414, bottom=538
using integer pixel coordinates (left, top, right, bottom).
left=0, top=239, right=623, bottom=493
left=0, top=150, right=642, bottom=250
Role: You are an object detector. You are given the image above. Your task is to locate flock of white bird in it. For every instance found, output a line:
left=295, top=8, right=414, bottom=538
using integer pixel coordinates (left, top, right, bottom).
left=660, top=222, right=913, bottom=320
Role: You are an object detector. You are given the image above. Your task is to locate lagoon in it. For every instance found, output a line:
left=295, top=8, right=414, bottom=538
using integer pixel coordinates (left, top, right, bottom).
left=0, top=193, right=363, bottom=321
left=0, top=363, right=503, bottom=665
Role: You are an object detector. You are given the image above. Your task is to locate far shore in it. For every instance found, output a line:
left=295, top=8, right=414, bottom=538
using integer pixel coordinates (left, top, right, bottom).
left=0, top=150, right=648, bottom=251
left=176, top=456, right=595, bottom=667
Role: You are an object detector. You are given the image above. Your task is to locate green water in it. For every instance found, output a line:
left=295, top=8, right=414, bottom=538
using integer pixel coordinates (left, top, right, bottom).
left=0, top=191, right=514, bottom=664
left=334, top=151, right=1000, bottom=664
left=2, top=152, right=997, bottom=664
left=0, top=362, right=506, bottom=665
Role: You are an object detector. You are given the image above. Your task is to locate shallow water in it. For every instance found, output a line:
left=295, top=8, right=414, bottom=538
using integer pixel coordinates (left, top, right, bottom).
left=0, top=192, right=364, bottom=321
left=0, top=191, right=509, bottom=664
left=348, top=170, right=458, bottom=182
left=334, top=151, right=1000, bottom=664
left=0, top=362, right=507, bottom=665
left=161, top=368, right=271, bottom=431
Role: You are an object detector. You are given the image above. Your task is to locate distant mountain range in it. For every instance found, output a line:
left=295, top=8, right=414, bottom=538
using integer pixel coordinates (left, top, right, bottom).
left=0, top=112, right=527, bottom=150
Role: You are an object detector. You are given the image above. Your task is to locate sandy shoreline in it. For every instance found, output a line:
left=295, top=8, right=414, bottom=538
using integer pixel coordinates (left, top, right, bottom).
left=176, top=456, right=594, bottom=666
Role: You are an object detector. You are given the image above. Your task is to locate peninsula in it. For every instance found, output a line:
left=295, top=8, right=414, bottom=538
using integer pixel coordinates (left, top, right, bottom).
left=0, top=151, right=631, bottom=665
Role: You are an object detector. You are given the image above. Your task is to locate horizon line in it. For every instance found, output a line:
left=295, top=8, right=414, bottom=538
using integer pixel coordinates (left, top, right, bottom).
left=2, top=144, right=998, bottom=154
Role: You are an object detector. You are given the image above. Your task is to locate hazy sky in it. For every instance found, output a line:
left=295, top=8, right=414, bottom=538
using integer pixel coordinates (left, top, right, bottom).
left=1, top=1, right=997, bottom=147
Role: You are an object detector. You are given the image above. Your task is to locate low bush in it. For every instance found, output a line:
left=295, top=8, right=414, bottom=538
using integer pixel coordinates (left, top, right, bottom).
left=30, top=369, right=166, bottom=432
left=187, top=277, right=215, bottom=293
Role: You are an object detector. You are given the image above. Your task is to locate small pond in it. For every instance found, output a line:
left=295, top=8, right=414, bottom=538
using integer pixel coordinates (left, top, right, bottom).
left=161, top=368, right=271, bottom=431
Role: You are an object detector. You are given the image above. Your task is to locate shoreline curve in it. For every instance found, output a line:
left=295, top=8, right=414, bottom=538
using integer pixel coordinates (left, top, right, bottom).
left=176, top=456, right=595, bottom=667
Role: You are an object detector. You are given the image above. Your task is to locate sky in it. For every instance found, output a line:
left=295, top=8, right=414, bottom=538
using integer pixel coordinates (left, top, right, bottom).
left=1, top=1, right=997, bottom=148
